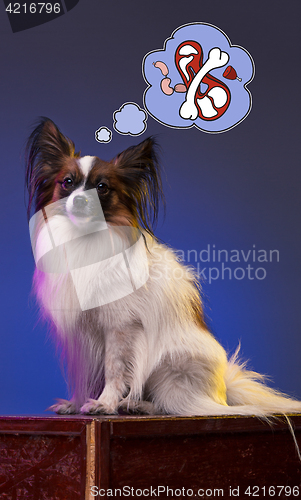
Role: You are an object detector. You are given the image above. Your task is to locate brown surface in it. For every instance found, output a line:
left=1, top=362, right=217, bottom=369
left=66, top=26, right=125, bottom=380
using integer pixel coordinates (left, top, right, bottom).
left=0, top=414, right=300, bottom=499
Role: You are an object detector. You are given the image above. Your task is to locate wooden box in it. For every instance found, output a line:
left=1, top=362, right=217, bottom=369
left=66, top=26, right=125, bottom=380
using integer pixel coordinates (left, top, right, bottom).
left=0, top=414, right=301, bottom=499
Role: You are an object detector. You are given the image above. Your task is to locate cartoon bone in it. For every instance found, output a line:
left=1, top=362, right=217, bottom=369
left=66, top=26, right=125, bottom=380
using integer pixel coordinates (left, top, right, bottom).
left=180, top=48, right=229, bottom=120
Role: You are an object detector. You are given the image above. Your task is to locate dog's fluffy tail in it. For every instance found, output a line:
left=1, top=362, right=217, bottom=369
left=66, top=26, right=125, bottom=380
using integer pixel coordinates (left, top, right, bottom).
left=224, top=347, right=301, bottom=416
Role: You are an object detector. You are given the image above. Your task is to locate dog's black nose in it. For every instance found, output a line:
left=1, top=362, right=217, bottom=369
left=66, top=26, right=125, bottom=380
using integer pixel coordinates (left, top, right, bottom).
left=73, top=195, right=88, bottom=209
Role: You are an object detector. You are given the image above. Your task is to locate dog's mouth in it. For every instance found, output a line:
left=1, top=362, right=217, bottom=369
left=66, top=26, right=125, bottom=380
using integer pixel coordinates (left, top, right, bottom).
left=68, top=212, right=108, bottom=234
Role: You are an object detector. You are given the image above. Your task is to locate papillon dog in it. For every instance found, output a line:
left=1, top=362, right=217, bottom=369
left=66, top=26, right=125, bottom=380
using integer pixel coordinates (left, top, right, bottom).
left=26, top=117, right=301, bottom=418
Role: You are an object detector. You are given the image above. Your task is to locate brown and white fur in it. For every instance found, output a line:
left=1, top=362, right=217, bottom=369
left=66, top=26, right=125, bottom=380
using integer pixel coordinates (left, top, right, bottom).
left=26, top=117, right=301, bottom=418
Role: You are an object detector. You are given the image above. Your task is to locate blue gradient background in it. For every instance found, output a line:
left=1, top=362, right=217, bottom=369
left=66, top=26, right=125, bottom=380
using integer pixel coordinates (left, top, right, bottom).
left=0, top=0, right=300, bottom=415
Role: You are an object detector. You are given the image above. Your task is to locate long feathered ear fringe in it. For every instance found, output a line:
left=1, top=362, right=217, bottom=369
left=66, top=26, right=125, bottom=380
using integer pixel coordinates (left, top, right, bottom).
left=114, top=137, right=165, bottom=236
left=25, top=117, right=80, bottom=220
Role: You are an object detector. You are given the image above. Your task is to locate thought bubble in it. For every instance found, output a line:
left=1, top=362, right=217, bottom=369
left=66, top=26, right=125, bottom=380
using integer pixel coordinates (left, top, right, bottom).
left=113, top=102, right=147, bottom=136
left=95, top=126, right=112, bottom=143
left=143, top=23, right=254, bottom=133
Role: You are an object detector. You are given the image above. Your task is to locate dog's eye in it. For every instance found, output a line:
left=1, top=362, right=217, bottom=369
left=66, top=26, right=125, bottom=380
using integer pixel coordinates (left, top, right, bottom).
left=62, top=177, right=74, bottom=190
left=97, top=183, right=109, bottom=195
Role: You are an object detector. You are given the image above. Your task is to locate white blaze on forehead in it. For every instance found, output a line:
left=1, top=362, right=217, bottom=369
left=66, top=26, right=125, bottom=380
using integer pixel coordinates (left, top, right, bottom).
left=77, top=156, right=96, bottom=177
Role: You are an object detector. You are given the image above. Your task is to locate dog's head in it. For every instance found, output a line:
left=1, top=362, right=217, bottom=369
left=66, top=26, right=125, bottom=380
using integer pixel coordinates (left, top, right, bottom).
left=25, top=118, right=164, bottom=235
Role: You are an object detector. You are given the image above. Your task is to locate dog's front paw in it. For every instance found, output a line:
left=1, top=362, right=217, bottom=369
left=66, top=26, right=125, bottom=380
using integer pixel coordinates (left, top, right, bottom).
left=48, top=399, right=77, bottom=414
left=80, top=398, right=118, bottom=415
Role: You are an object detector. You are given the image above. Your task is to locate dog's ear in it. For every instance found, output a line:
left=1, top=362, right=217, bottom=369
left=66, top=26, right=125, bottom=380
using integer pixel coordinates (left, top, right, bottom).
left=114, top=137, right=165, bottom=235
left=25, top=118, right=79, bottom=219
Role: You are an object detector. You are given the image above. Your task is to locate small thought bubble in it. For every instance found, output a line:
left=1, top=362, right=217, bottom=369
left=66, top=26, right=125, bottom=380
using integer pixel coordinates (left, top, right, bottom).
left=113, top=102, right=147, bottom=136
left=95, top=126, right=112, bottom=143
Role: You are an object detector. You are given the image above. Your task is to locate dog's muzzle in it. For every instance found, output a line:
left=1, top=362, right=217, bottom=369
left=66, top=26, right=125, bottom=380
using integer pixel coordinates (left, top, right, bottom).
left=73, top=194, right=89, bottom=211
